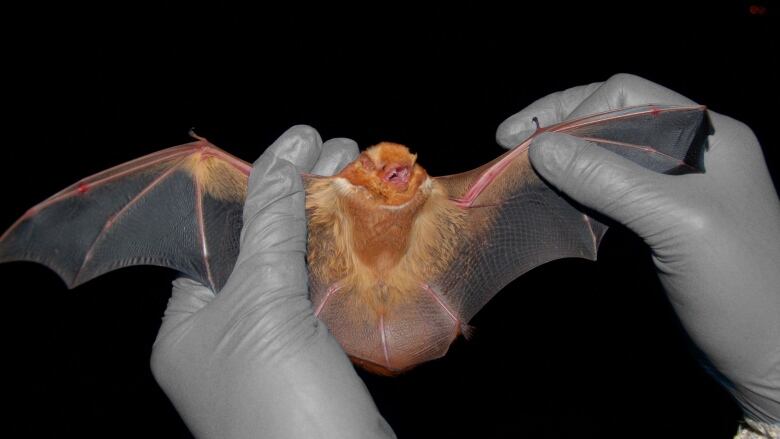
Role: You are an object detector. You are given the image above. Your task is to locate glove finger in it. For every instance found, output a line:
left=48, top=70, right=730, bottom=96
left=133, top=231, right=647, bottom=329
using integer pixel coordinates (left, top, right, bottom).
left=497, top=73, right=699, bottom=150
left=217, top=125, right=315, bottom=311
left=243, top=125, right=321, bottom=238
left=311, top=138, right=360, bottom=176
left=496, top=82, right=602, bottom=148
left=155, top=277, right=216, bottom=341
left=529, top=132, right=680, bottom=238
left=256, top=124, right=323, bottom=171
left=567, top=73, right=698, bottom=119
left=238, top=124, right=320, bottom=259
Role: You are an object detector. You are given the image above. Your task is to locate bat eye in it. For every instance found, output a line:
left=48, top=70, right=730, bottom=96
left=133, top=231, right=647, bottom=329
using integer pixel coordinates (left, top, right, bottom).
left=359, top=155, right=375, bottom=170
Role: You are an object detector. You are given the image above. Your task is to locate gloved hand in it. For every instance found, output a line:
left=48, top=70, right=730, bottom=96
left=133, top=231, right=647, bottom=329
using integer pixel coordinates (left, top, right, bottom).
left=497, top=74, right=780, bottom=426
left=150, top=126, right=396, bottom=439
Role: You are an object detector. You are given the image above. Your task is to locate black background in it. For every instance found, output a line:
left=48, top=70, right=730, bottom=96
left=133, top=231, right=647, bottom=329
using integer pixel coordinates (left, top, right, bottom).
left=2, top=3, right=777, bottom=438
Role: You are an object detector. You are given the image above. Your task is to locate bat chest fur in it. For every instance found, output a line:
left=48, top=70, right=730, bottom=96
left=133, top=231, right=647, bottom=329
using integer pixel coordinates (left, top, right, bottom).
left=306, top=177, right=465, bottom=315
left=349, top=208, right=417, bottom=273
left=339, top=190, right=431, bottom=308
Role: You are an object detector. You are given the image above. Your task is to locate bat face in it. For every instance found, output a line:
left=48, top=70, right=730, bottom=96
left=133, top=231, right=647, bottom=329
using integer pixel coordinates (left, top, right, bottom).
left=337, top=142, right=425, bottom=205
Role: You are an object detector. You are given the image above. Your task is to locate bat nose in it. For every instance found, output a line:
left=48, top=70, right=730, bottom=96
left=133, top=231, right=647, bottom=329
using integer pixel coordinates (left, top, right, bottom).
left=382, top=165, right=410, bottom=190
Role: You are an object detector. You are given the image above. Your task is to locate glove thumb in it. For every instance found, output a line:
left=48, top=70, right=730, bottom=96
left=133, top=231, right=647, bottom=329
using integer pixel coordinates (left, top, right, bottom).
left=529, top=132, right=679, bottom=242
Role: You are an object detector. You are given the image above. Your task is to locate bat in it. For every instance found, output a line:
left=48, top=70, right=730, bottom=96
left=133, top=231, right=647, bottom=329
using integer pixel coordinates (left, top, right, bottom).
left=0, top=104, right=709, bottom=375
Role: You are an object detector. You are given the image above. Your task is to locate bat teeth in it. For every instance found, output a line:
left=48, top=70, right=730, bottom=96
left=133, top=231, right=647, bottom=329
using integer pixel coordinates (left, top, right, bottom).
left=383, top=165, right=410, bottom=183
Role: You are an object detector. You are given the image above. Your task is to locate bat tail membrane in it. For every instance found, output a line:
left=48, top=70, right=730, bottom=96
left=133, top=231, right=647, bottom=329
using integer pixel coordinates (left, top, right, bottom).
left=0, top=140, right=250, bottom=292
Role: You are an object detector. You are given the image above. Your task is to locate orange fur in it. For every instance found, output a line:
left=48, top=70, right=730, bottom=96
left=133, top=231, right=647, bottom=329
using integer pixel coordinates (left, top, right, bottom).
left=305, top=143, right=465, bottom=319
left=337, top=142, right=425, bottom=206
left=182, top=153, right=248, bottom=202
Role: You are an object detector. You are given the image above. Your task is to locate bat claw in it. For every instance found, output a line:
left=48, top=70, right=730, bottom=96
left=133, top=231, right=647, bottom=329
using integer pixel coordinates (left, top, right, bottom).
left=532, top=116, right=540, bottom=130
left=188, top=128, right=208, bottom=142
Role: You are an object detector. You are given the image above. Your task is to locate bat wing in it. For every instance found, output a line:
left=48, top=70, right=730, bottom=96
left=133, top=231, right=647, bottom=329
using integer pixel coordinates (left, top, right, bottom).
left=0, top=137, right=250, bottom=292
left=432, top=104, right=709, bottom=323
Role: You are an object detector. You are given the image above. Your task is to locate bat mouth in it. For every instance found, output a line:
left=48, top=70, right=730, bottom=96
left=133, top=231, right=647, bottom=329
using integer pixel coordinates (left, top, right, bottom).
left=382, top=165, right=410, bottom=190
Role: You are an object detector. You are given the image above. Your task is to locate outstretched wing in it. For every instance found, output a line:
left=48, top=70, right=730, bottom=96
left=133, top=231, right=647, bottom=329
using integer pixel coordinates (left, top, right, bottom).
left=0, top=137, right=250, bottom=292
left=432, top=104, right=709, bottom=323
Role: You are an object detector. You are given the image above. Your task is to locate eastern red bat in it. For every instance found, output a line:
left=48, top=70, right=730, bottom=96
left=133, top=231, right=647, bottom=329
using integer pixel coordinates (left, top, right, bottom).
left=0, top=104, right=709, bottom=374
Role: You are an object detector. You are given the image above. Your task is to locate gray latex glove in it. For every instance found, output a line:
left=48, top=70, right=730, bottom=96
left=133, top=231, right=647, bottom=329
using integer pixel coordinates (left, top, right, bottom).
left=497, top=74, right=780, bottom=424
left=150, top=126, right=395, bottom=439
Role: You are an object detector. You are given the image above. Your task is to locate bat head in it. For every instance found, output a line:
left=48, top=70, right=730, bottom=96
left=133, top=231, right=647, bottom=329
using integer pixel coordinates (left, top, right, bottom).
left=338, top=142, right=428, bottom=205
